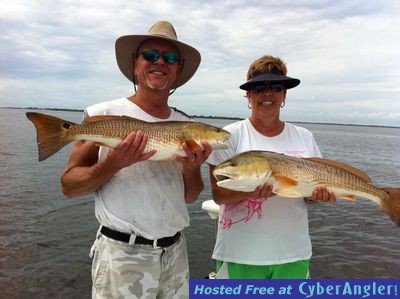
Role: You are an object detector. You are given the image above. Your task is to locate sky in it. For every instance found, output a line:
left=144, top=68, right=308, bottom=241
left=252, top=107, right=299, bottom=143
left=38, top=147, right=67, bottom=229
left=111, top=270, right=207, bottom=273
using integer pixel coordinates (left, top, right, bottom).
left=1, top=0, right=400, bottom=126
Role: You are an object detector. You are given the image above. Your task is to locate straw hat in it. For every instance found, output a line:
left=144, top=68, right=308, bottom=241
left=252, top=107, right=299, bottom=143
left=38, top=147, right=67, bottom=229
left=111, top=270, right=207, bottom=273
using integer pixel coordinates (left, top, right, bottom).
left=115, top=21, right=201, bottom=89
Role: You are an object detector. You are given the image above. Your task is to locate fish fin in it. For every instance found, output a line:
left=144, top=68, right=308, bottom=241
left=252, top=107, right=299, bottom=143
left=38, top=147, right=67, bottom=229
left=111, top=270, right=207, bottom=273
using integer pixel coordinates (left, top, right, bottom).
left=338, top=194, right=357, bottom=201
left=185, top=139, right=201, bottom=151
left=380, top=188, right=400, bottom=226
left=306, top=157, right=372, bottom=184
left=94, top=142, right=109, bottom=147
left=275, top=190, right=303, bottom=198
left=275, top=175, right=298, bottom=187
left=26, top=112, right=74, bottom=161
left=83, top=115, right=143, bottom=123
left=157, top=158, right=173, bottom=162
left=274, top=175, right=301, bottom=197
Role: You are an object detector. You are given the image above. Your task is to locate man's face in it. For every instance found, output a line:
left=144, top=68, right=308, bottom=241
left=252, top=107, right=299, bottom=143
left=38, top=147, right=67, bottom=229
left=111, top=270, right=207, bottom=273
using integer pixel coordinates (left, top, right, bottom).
left=134, top=38, right=182, bottom=91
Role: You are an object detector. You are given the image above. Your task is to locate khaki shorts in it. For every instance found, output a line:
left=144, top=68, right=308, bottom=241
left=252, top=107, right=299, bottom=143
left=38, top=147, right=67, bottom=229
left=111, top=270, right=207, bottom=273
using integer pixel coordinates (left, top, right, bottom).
left=90, top=230, right=189, bottom=299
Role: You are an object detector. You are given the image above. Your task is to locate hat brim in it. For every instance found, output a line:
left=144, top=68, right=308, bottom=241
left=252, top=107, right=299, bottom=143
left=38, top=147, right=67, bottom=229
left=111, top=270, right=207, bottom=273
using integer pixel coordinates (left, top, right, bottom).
left=115, top=35, right=201, bottom=89
left=240, top=73, right=300, bottom=90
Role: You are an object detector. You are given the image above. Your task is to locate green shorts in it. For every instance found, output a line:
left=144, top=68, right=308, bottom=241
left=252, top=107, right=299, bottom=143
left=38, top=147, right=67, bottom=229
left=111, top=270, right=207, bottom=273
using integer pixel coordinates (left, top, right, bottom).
left=216, top=259, right=310, bottom=279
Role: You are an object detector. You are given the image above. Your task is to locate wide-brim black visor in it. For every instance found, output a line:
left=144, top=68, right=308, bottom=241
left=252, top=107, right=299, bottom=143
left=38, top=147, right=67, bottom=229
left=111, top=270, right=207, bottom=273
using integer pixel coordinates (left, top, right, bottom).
left=240, top=72, right=300, bottom=90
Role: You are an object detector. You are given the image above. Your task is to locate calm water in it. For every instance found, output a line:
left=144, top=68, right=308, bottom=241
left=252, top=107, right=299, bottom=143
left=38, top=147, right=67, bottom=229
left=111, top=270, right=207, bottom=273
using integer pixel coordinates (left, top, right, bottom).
left=1, top=108, right=399, bottom=298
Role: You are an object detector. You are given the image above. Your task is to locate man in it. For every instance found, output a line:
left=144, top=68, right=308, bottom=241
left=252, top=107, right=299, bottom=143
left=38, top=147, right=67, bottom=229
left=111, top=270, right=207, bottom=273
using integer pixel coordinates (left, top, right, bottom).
left=61, top=21, right=210, bottom=298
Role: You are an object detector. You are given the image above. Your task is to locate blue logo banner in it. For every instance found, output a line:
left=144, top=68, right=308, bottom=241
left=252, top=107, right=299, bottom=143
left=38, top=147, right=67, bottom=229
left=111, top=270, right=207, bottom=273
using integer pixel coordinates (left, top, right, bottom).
left=190, top=279, right=399, bottom=299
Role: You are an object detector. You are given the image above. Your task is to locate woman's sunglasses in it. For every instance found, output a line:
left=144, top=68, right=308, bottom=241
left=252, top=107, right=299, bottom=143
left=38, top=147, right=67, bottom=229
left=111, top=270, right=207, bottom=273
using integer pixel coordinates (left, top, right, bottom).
left=252, top=82, right=284, bottom=93
left=138, top=50, right=180, bottom=64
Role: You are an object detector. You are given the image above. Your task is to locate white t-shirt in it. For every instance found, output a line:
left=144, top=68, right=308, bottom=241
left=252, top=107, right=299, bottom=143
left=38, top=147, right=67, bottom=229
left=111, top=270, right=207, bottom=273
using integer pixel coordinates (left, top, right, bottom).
left=85, top=98, right=191, bottom=239
left=207, top=118, right=321, bottom=265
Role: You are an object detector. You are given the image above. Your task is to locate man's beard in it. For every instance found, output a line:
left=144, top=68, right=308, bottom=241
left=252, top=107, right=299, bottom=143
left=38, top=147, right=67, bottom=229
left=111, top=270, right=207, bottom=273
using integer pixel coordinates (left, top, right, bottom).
left=146, top=79, right=169, bottom=90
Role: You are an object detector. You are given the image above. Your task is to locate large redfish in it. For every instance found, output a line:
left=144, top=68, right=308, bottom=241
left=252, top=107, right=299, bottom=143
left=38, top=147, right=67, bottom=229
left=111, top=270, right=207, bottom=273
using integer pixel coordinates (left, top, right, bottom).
left=213, top=150, right=400, bottom=226
left=26, top=112, right=230, bottom=161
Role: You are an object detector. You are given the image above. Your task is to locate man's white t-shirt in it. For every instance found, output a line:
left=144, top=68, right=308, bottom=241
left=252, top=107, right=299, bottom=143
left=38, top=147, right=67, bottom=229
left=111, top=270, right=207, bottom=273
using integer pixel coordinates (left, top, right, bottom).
left=85, top=98, right=191, bottom=239
left=207, top=118, right=321, bottom=265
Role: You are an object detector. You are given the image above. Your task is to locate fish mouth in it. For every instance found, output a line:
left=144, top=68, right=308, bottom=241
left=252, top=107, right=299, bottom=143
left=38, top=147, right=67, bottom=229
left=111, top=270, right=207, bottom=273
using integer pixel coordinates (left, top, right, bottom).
left=213, top=171, right=237, bottom=182
left=215, top=174, right=231, bottom=182
left=215, top=136, right=230, bottom=149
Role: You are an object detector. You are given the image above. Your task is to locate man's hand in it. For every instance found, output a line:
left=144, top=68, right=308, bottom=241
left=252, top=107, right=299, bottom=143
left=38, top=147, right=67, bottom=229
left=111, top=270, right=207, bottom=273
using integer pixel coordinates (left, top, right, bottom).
left=174, top=141, right=212, bottom=170
left=106, top=131, right=156, bottom=170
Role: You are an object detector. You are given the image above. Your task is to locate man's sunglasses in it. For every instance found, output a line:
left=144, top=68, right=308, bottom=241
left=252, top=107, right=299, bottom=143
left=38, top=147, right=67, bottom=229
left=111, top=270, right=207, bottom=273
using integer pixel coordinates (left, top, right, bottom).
left=138, top=50, right=180, bottom=64
left=251, top=82, right=284, bottom=93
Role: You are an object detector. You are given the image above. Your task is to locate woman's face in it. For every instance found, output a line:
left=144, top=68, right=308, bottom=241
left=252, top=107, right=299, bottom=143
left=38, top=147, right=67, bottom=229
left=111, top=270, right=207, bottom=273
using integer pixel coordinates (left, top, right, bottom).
left=247, top=82, right=287, bottom=120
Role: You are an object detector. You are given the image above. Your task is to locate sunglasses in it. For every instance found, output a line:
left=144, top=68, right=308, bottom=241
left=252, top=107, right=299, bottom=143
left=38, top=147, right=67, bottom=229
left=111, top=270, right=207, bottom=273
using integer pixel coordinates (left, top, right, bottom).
left=138, top=50, right=180, bottom=64
left=252, top=82, right=284, bottom=93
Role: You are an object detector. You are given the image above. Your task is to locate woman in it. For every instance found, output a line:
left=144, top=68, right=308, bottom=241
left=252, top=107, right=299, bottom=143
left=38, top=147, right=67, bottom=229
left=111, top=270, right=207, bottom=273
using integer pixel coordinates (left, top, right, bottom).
left=207, top=55, right=335, bottom=279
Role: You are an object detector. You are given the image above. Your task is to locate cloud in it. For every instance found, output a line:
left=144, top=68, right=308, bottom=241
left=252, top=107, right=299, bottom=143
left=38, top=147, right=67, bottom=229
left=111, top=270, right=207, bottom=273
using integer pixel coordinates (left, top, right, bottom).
left=1, top=0, right=399, bottom=126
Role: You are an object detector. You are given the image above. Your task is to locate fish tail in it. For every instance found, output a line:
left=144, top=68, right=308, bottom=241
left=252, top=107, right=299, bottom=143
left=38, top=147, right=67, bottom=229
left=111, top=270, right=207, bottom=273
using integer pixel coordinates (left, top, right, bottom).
left=26, top=112, right=75, bottom=161
left=380, top=188, right=400, bottom=226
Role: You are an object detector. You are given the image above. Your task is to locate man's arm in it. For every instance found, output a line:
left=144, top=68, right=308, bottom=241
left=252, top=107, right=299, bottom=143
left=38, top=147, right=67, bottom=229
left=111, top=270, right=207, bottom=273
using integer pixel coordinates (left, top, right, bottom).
left=61, top=131, right=155, bottom=198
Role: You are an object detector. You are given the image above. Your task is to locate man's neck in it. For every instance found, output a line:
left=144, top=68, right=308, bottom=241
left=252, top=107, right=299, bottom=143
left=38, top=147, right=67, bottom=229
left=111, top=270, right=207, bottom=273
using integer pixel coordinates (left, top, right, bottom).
left=128, top=88, right=171, bottom=119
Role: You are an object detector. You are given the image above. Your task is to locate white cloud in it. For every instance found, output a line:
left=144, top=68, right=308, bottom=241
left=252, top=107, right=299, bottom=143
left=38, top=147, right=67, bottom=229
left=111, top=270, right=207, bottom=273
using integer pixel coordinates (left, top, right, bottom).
left=1, top=0, right=400, bottom=126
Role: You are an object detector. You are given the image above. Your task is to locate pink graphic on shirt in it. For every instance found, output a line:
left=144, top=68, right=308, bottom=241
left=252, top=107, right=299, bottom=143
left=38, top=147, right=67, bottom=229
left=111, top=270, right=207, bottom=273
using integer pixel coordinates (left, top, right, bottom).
left=220, top=198, right=265, bottom=229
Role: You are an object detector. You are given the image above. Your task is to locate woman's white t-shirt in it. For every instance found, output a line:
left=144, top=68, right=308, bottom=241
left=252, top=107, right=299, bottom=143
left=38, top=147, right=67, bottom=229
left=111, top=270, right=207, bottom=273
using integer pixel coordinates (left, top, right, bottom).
left=207, top=118, right=321, bottom=265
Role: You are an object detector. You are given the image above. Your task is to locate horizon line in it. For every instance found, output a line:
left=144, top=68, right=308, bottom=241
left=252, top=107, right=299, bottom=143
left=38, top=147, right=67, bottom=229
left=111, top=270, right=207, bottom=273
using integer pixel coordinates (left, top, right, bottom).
left=2, top=106, right=399, bottom=129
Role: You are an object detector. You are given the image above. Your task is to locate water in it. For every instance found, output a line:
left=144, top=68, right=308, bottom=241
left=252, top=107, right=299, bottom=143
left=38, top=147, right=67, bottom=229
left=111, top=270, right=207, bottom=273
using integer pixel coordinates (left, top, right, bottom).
left=1, top=108, right=399, bottom=298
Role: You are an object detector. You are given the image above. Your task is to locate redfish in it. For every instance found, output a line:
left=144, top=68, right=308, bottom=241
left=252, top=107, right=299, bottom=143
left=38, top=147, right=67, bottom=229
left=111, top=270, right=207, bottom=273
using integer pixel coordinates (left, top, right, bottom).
left=213, top=150, right=400, bottom=226
left=26, top=112, right=230, bottom=161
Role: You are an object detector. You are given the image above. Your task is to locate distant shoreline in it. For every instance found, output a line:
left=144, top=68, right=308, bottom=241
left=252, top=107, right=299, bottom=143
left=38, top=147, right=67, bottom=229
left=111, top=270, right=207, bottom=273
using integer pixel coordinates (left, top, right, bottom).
left=2, top=106, right=399, bottom=129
